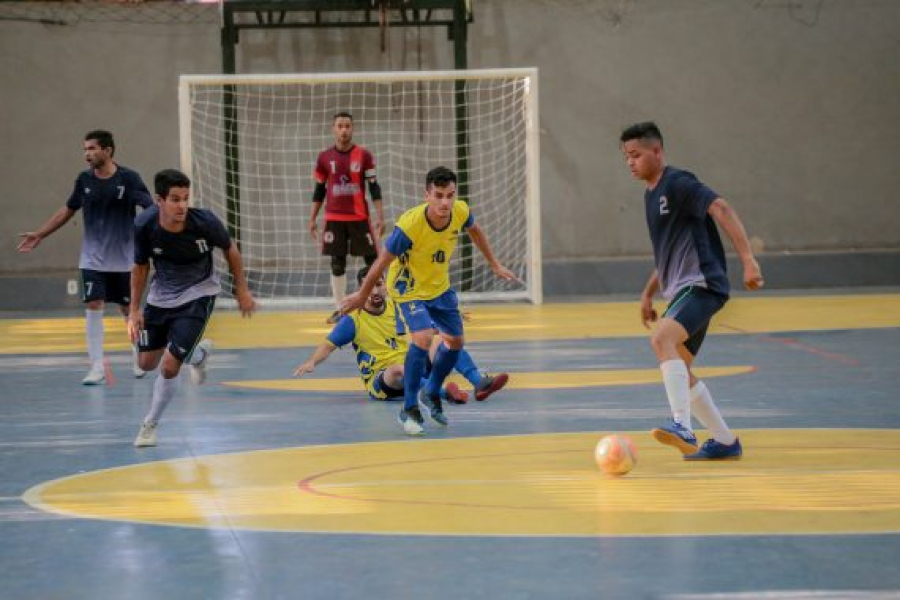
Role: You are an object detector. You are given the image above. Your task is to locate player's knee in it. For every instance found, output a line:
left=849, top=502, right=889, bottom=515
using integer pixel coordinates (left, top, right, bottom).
left=649, top=330, right=672, bottom=356
left=330, top=255, right=347, bottom=277
left=410, top=331, right=433, bottom=350
left=443, top=336, right=464, bottom=350
left=385, top=367, right=404, bottom=388
left=159, top=364, right=181, bottom=379
left=138, top=353, right=161, bottom=372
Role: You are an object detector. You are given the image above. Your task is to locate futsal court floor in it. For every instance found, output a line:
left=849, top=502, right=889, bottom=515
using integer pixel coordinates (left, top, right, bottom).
left=1, top=290, right=899, bottom=599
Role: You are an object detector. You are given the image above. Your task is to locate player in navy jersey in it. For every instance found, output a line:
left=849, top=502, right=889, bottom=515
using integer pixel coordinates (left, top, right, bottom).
left=128, top=169, right=257, bottom=448
left=620, top=122, right=764, bottom=460
left=309, top=112, right=385, bottom=324
left=18, top=130, right=153, bottom=385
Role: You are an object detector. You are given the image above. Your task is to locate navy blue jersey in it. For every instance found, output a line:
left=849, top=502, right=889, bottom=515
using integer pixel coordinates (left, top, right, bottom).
left=66, top=165, right=153, bottom=272
left=134, top=206, right=232, bottom=308
left=645, top=166, right=729, bottom=299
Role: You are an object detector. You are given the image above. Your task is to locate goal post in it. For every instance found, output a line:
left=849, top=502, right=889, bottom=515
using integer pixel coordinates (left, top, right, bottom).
left=178, top=68, right=542, bottom=307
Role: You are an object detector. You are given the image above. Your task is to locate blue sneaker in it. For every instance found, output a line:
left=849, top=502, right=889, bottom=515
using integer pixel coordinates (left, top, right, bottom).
left=419, top=389, right=448, bottom=426
left=398, top=405, right=425, bottom=436
left=651, top=419, right=699, bottom=455
left=684, top=438, right=742, bottom=461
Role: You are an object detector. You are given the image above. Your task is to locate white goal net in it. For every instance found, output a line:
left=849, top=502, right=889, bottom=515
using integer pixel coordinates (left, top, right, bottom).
left=178, top=68, right=541, bottom=307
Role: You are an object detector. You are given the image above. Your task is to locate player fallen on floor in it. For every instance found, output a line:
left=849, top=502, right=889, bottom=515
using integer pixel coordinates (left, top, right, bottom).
left=293, top=271, right=508, bottom=405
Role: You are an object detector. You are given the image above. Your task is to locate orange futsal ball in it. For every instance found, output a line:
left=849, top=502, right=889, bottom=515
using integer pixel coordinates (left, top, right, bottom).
left=594, top=434, right=637, bottom=476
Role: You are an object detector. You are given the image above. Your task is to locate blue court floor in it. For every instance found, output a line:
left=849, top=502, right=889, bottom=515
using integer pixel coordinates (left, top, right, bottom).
left=1, top=293, right=899, bottom=600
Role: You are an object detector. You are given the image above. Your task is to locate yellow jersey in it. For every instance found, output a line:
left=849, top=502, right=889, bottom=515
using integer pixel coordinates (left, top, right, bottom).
left=327, top=301, right=407, bottom=386
left=385, top=201, right=473, bottom=302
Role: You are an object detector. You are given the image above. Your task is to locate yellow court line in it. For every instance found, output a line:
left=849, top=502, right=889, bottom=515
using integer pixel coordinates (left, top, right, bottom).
left=0, top=294, right=898, bottom=354
left=223, top=366, right=756, bottom=393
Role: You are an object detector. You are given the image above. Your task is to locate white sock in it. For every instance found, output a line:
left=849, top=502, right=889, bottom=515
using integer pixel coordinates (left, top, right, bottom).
left=660, top=359, right=692, bottom=429
left=85, top=309, right=104, bottom=365
left=189, top=345, right=206, bottom=366
left=145, top=375, right=179, bottom=424
left=690, top=381, right=736, bottom=445
left=330, top=274, right=347, bottom=308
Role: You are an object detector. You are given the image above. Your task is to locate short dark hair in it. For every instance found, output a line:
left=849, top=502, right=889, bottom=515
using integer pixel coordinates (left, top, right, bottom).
left=620, top=122, right=664, bottom=147
left=425, top=166, right=457, bottom=189
left=356, top=266, right=370, bottom=287
left=333, top=111, right=353, bottom=122
left=85, top=130, right=115, bottom=155
left=154, top=169, right=191, bottom=198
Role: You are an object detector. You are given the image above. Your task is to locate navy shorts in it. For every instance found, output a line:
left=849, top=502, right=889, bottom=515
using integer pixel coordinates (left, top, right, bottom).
left=663, top=286, right=728, bottom=356
left=81, top=269, right=130, bottom=305
left=137, top=295, right=216, bottom=362
left=397, top=288, right=463, bottom=336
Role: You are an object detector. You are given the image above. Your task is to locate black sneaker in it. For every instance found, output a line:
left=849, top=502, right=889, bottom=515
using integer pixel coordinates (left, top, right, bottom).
left=419, top=389, right=448, bottom=426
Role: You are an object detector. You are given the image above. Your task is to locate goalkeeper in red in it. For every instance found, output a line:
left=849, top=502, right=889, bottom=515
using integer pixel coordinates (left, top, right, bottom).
left=309, top=112, right=385, bottom=324
left=341, top=166, right=519, bottom=435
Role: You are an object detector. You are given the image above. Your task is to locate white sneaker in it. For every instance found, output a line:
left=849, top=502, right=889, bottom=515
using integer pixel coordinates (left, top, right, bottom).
left=190, top=339, right=214, bottom=385
left=82, top=361, right=106, bottom=386
left=134, top=421, right=158, bottom=447
left=132, top=345, right=146, bottom=379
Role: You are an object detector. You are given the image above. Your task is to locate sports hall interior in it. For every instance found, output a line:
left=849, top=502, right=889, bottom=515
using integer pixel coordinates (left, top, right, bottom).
left=1, top=1, right=899, bottom=599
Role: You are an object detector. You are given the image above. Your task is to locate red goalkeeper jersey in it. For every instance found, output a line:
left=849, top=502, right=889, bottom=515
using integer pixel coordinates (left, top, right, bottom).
left=313, top=145, right=376, bottom=221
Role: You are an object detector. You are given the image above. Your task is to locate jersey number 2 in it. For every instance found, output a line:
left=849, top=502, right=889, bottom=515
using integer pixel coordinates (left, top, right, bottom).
left=659, top=197, right=670, bottom=215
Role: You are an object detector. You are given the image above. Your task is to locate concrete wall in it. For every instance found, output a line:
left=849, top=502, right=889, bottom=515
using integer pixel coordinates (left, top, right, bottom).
left=1, top=0, right=898, bottom=305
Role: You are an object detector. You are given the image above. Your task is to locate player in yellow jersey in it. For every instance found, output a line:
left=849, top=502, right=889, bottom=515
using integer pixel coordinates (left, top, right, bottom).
left=293, top=270, right=509, bottom=403
left=341, top=166, right=518, bottom=435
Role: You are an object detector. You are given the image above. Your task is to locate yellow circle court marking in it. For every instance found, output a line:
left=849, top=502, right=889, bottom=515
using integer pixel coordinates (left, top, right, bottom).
left=22, top=429, right=900, bottom=536
left=223, top=366, right=756, bottom=393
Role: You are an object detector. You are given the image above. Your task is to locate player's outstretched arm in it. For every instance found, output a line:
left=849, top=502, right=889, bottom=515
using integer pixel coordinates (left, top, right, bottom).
left=293, top=342, right=337, bottom=377
left=640, top=270, right=660, bottom=329
left=17, top=207, right=76, bottom=252
left=708, top=198, right=764, bottom=290
left=128, top=263, right=151, bottom=343
left=466, top=224, right=521, bottom=283
left=223, top=244, right=258, bottom=316
left=340, top=248, right=396, bottom=314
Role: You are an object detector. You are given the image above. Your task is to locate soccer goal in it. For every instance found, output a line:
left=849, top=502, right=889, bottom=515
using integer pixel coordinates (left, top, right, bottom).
left=178, top=68, right=541, bottom=307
